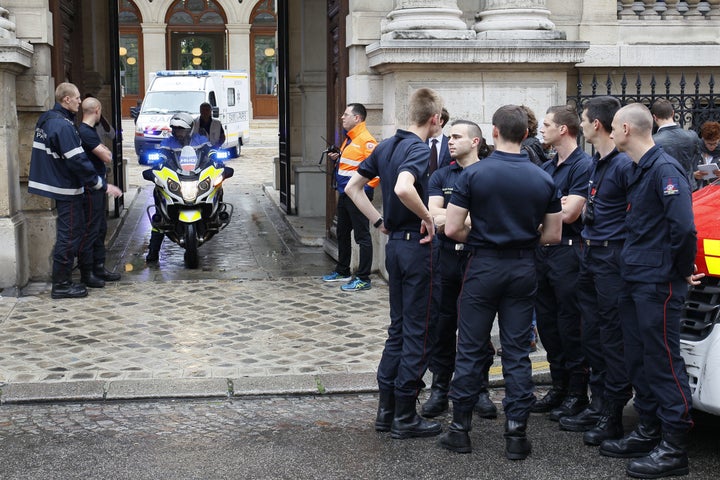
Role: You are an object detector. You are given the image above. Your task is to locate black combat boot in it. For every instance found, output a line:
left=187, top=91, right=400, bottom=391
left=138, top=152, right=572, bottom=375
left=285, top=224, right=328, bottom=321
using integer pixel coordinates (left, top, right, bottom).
left=559, top=395, right=604, bottom=432
left=375, top=390, right=394, bottom=432
left=505, top=418, right=532, bottom=460
left=530, top=383, right=567, bottom=413
left=626, top=432, right=689, bottom=479
left=94, top=262, right=121, bottom=281
left=390, top=397, right=442, bottom=439
left=583, top=402, right=625, bottom=446
left=474, top=390, right=498, bottom=419
left=599, top=420, right=661, bottom=458
left=548, top=393, right=589, bottom=421
left=80, top=266, right=105, bottom=288
left=421, top=372, right=451, bottom=418
left=438, top=409, right=473, bottom=453
left=51, top=281, right=88, bottom=299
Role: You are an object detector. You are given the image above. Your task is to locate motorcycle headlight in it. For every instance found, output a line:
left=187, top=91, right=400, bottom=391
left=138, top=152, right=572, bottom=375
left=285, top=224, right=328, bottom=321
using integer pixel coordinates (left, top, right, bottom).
left=180, top=180, right=198, bottom=202
left=167, top=178, right=181, bottom=194
left=197, top=178, right=211, bottom=195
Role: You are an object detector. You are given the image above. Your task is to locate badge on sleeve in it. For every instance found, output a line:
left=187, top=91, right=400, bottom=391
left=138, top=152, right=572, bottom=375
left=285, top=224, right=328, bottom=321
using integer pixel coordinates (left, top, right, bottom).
left=663, top=176, right=679, bottom=196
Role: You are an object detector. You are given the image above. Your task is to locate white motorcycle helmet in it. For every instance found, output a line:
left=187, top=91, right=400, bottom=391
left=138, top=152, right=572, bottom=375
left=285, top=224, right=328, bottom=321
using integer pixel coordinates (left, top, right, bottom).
left=169, top=112, right=194, bottom=144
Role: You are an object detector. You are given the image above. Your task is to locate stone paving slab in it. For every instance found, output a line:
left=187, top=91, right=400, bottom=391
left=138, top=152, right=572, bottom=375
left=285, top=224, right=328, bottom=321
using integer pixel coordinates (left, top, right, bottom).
left=106, top=378, right=230, bottom=400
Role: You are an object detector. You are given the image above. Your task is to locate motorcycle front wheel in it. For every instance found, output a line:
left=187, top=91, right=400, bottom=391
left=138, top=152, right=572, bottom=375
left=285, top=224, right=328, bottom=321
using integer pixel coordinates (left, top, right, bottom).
left=184, top=223, right=199, bottom=269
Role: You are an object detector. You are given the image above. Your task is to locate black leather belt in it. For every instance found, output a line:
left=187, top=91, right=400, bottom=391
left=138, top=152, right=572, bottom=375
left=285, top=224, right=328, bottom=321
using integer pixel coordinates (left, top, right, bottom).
left=473, top=247, right=534, bottom=259
left=543, top=237, right=580, bottom=247
left=583, top=239, right=624, bottom=248
left=438, top=241, right=468, bottom=252
left=389, top=231, right=424, bottom=241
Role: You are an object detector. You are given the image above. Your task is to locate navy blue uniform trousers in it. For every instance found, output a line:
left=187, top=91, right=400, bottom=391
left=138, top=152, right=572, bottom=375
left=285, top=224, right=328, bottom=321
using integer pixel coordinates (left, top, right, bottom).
left=449, top=249, right=535, bottom=421
left=378, top=231, right=438, bottom=401
left=428, top=245, right=494, bottom=389
left=535, top=244, right=587, bottom=393
left=52, top=196, right=87, bottom=283
left=619, top=279, right=693, bottom=433
left=576, top=244, right=632, bottom=404
left=79, top=188, right=106, bottom=267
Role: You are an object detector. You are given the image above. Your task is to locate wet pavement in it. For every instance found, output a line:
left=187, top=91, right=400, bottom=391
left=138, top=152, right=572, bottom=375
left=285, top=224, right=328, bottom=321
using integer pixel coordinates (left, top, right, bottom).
left=0, top=120, right=548, bottom=403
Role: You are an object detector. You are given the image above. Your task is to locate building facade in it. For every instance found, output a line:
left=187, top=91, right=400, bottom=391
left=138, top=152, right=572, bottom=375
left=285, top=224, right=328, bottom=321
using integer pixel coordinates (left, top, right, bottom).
left=0, top=0, right=719, bottom=288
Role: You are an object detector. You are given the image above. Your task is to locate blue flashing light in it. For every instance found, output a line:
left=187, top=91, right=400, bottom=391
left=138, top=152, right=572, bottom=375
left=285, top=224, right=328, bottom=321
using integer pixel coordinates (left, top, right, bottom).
left=139, top=151, right=163, bottom=166
left=215, top=150, right=230, bottom=160
left=155, top=70, right=210, bottom=77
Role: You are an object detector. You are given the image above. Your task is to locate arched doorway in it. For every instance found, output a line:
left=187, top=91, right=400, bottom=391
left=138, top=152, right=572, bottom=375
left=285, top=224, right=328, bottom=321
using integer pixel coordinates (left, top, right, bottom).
left=250, top=0, right=278, bottom=118
left=166, top=0, right=227, bottom=70
left=119, top=0, right=144, bottom=117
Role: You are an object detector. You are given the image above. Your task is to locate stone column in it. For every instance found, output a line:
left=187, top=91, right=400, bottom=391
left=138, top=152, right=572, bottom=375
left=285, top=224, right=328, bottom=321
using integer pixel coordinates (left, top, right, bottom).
left=140, top=23, right=166, bottom=86
left=0, top=6, right=34, bottom=291
left=474, top=0, right=565, bottom=39
left=382, top=0, right=474, bottom=40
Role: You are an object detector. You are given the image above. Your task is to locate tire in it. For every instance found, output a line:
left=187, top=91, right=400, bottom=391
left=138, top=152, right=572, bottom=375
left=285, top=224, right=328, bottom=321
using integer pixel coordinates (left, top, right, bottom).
left=183, top=223, right=199, bottom=269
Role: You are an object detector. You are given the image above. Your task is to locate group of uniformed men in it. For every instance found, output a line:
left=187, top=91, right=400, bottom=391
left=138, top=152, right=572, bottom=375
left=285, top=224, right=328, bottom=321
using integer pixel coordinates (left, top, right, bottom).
left=334, top=88, right=699, bottom=479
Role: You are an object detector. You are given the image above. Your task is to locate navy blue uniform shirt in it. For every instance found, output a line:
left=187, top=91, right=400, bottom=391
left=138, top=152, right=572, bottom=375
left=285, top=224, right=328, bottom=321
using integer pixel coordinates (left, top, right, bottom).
left=78, top=123, right=107, bottom=177
left=622, top=145, right=697, bottom=282
left=541, top=146, right=592, bottom=239
left=450, top=150, right=561, bottom=249
left=357, top=129, right=430, bottom=232
left=581, top=148, right=633, bottom=242
left=428, top=162, right=463, bottom=245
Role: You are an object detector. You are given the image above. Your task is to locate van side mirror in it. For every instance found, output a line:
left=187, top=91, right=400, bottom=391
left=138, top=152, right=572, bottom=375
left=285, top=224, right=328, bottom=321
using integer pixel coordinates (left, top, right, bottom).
left=212, top=106, right=219, bottom=118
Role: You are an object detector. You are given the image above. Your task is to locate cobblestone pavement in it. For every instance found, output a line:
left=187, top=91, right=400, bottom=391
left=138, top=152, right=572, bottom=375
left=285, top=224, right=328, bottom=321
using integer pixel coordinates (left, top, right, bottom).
left=0, top=121, right=547, bottom=403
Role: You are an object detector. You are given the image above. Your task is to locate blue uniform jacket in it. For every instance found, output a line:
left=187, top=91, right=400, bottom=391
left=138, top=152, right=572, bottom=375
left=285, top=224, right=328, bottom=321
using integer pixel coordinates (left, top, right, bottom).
left=28, top=103, right=104, bottom=200
left=622, top=145, right=697, bottom=282
left=358, top=129, right=429, bottom=233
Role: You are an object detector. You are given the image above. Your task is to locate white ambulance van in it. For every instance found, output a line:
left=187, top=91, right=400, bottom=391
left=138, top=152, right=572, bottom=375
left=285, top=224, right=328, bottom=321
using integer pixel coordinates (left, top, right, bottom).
left=134, top=70, right=250, bottom=161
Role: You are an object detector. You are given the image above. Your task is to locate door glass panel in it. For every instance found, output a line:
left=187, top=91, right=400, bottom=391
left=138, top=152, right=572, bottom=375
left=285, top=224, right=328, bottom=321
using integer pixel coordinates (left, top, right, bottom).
left=120, top=34, right=140, bottom=96
left=254, top=35, right=276, bottom=95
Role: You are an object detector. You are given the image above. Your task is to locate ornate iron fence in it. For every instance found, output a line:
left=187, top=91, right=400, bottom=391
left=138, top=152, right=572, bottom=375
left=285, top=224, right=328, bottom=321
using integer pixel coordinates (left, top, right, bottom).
left=567, top=72, right=719, bottom=131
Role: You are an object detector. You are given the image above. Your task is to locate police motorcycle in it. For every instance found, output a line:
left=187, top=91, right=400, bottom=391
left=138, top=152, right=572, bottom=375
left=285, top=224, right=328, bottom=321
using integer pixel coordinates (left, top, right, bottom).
left=141, top=119, right=234, bottom=269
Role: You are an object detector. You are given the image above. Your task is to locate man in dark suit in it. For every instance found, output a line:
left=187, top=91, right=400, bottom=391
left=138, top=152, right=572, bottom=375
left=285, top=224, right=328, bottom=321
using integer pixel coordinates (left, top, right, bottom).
left=428, top=108, right=453, bottom=173
left=651, top=99, right=701, bottom=189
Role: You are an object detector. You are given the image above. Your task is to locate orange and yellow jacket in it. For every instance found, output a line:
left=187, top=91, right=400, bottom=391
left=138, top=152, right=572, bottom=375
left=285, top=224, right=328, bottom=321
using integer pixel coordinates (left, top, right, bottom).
left=335, top=121, right=379, bottom=193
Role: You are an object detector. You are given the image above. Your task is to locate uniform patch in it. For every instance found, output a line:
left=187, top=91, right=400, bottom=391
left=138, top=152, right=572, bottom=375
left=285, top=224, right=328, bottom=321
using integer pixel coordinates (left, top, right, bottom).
left=663, top=176, right=680, bottom=196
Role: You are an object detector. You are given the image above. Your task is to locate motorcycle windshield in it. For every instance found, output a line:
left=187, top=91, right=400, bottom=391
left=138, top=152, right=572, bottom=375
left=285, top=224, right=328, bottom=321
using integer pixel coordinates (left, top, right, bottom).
left=179, top=145, right=199, bottom=172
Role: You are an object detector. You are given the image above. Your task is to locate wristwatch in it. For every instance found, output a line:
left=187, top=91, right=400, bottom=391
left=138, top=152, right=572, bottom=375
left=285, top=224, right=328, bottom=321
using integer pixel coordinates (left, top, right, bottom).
left=373, top=217, right=383, bottom=228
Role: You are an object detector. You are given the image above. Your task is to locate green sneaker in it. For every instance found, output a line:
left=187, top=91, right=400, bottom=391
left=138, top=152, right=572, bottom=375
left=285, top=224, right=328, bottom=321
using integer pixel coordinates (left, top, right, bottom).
left=341, top=278, right=371, bottom=292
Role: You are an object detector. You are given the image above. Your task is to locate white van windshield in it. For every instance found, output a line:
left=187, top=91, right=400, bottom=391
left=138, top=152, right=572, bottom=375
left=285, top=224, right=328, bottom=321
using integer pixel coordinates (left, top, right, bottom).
left=141, top=91, right=205, bottom=114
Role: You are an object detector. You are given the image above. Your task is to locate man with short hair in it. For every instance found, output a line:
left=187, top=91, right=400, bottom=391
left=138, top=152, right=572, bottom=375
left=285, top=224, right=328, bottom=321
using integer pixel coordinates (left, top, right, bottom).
left=28, top=82, right=122, bottom=299
left=346, top=87, right=443, bottom=440
left=426, top=107, right=452, bottom=174
left=437, top=105, right=562, bottom=459
left=600, top=103, right=701, bottom=479
left=559, top=96, right=633, bottom=447
left=78, top=96, right=123, bottom=286
left=651, top=98, right=700, bottom=190
left=533, top=105, right=593, bottom=421
left=322, top=103, right=378, bottom=291
left=421, top=120, right=496, bottom=420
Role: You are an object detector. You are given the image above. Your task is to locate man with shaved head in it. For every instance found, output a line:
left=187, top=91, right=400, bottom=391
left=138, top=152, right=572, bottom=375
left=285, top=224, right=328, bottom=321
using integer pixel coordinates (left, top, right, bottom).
left=600, top=103, right=701, bottom=479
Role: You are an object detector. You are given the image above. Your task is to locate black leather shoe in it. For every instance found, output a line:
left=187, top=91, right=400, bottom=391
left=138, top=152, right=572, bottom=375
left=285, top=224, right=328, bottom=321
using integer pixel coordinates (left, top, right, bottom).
left=505, top=419, right=532, bottom=460
left=531, top=385, right=567, bottom=413
left=600, top=421, right=661, bottom=458
left=559, top=402, right=603, bottom=432
left=626, top=432, right=689, bottom=479
left=549, top=394, right=589, bottom=421
left=94, top=263, right=121, bottom=281
left=474, top=391, right=498, bottom=419
left=80, top=270, right=105, bottom=288
left=51, top=281, right=88, bottom=299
